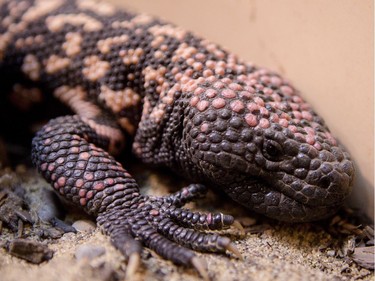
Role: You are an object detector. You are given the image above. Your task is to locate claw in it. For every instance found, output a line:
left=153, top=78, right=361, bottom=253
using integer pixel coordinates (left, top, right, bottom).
left=191, top=256, right=209, bottom=281
left=232, top=220, right=245, bottom=235
left=225, top=242, right=243, bottom=261
left=125, top=252, right=141, bottom=280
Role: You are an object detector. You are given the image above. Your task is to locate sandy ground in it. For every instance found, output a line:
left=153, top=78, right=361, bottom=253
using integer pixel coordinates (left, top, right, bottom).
left=0, top=163, right=373, bottom=281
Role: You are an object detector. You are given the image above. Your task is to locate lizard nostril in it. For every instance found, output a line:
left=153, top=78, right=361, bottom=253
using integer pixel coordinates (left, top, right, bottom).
left=319, top=176, right=331, bottom=189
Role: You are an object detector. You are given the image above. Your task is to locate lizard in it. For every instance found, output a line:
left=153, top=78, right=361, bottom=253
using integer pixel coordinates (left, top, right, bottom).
left=0, top=0, right=355, bottom=278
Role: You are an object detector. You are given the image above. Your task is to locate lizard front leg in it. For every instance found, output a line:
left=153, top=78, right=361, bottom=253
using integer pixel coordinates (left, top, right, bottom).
left=31, top=115, right=241, bottom=279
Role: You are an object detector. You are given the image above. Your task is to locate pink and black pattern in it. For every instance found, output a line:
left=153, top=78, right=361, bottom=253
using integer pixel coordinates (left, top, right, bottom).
left=0, top=0, right=354, bottom=277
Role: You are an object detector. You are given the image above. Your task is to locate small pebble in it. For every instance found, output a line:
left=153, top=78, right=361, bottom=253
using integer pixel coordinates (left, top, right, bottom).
left=237, top=216, right=257, bottom=227
left=72, top=219, right=96, bottom=232
left=51, top=217, right=77, bottom=233
left=327, top=249, right=336, bottom=257
left=75, top=244, right=106, bottom=261
left=44, top=227, right=64, bottom=239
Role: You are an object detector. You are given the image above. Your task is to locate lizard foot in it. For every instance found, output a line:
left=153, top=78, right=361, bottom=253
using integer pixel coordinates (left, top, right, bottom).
left=31, top=116, right=241, bottom=279
left=97, top=184, right=242, bottom=279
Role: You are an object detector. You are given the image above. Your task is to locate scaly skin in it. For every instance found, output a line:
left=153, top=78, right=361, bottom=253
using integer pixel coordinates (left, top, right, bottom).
left=0, top=0, right=354, bottom=276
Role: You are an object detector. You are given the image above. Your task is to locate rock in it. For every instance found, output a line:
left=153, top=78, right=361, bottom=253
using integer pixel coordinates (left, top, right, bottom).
left=72, top=220, right=96, bottom=232
left=327, top=249, right=336, bottom=257
left=75, top=244, right=106, bottom=261
left=44, top=227, right=64, bottom=239
left=51, top=217, right=77, bottom=233
left=352, top=246, right=375, bottom=270
left=237, top=216, right=257, bottom=227
left=37, top=189, right=65, bottom=222
left=7, top=239, right=54, bottom=264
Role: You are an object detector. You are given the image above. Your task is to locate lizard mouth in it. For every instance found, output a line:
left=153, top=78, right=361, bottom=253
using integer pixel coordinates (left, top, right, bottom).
left=224, top=159, right=353, bottom=222
left=226, top=179, right=345, bottom=222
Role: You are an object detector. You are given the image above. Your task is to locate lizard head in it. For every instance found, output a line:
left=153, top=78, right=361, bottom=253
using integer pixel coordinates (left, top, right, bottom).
left=183, top=71, right=354, bottom=222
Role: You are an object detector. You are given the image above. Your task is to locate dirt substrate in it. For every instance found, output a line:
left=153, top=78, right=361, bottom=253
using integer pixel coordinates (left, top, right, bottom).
left=0, top=165, right=373, bottom=281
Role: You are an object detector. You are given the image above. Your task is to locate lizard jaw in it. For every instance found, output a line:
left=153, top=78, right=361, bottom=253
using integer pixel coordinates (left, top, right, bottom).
left=225, top=179, right=345, bottom=222
left=222, top=156, right=353, bottom=222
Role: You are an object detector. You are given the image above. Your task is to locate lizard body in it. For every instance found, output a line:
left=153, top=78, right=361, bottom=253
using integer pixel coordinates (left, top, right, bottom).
left=0, top=0, right=354, bottom=276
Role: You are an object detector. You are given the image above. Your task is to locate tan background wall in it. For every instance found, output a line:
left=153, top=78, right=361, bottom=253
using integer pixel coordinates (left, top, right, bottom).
left=108, top=0, right=374, bottom=219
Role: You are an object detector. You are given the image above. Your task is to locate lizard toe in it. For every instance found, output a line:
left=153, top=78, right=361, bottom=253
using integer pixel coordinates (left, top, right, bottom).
left=156, top=216, right=240, bottom=257
left=166, top=206, right=235, bottom=231
left=163, top=184, right=209, bottom=207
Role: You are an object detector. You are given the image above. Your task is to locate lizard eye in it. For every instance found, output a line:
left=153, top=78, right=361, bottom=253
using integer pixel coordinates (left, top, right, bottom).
left=263, top=139, right=283, bottom=161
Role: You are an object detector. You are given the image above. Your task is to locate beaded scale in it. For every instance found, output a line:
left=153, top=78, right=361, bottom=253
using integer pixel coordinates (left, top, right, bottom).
left=0, top=0, right=354, bottom=278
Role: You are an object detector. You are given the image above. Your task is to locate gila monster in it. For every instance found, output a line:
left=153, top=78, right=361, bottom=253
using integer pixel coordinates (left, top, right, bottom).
left=0, top=0, right=354, bottom=278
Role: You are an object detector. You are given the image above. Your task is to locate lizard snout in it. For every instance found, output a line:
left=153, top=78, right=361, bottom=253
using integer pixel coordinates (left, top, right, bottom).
left=299, top=147, right=354, bottom=207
